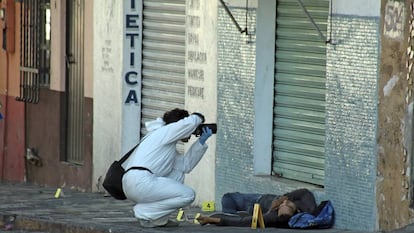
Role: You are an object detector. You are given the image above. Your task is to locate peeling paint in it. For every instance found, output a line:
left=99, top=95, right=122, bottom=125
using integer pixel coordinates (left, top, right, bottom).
left=383, top=75, right=400, bottom=96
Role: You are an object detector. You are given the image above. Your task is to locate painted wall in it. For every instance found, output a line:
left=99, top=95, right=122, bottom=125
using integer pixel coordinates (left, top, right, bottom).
left=329, top=0, right=414, bottom=231
left=377, top=0, right=414, bottom=230
left=50, top=0, right=66, bottom=92
left=92, top=0, right=125, bottom=191
left=0, top=1, right=25, bottom=182
left=325, top=13, right=379, bottom=233
left=216, top=2, right=258, bottom=201
left=333, top=0, right=381, bottom=17
left=26, top=90, right=93, bottom=191
left=184, top=0, right=218, bottom=205
left=85, top=0, right=94, bottom=98
left=92, top=0, right=142, bottom=191
left=25, top=0, right=94, bottom=190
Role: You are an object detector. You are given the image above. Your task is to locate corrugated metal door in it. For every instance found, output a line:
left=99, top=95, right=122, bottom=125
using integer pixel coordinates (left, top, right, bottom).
left=273, top=0, right=328, bottom=186
left=66, top=0, right=85, bottom=164
left=141, top=0, right=186, bottom=136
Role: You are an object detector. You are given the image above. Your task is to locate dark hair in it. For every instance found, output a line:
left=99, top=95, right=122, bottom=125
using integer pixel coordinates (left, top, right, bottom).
left=278, top=214, right=293, bottom=221
left=163, top=108, right=189, bottom=125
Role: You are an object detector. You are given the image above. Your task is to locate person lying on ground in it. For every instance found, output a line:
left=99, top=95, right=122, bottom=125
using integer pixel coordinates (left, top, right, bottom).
left=197, top=188, right=316, bottom=228
left=221, top=188, right=316, bottom=215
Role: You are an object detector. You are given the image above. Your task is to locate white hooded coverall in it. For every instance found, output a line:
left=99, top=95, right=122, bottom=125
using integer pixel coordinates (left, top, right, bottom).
left=122, top=114, right=207, bottom=223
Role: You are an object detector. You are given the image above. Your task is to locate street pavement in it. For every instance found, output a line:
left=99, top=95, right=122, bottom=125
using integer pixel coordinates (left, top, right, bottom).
left=0, top=182, right=413, bottom=233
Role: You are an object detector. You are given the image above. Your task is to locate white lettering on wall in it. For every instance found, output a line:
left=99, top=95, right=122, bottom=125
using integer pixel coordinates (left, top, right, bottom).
left=187, top=0, right=207, bottom=100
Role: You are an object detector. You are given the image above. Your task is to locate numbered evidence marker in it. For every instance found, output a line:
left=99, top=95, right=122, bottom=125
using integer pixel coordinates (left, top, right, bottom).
left=251, top=203, right=265, bottom=229
left=176, top=208, right=185, bottom=221
left=201, top=201, right=215, bottom=212
left=194, top=213, right=201, bottom=224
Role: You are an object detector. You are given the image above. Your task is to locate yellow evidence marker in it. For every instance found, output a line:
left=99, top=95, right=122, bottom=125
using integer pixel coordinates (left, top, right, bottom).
left=54, top=188, right=62, bottom=198
left=251, top=203, right=265, bottom=229
left=201, top=201, right=215, bottom=212
left=176, top=208, right=185, bottom=221
left=194, top=213, right=201, bottom=224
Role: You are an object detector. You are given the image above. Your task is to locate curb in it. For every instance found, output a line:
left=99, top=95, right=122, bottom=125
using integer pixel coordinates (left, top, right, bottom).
left=1, top=215, right=106, bottom=233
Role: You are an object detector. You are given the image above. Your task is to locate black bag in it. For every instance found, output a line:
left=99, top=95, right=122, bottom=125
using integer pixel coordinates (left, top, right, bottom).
left=102, top=145, right=138, bottom=200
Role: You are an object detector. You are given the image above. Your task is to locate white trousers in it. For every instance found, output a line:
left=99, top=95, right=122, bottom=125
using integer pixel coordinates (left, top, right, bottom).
left=122, top=169, right=195, bottom=221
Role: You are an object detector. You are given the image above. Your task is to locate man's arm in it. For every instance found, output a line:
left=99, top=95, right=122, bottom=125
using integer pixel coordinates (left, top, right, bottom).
left=267, top=196, right=288, bottom=213
left=160, top=114, right=203, bottom=144
left=173, top=141, right=207, bottom=173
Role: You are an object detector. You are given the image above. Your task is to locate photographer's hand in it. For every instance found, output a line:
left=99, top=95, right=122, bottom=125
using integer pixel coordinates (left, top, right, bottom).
left=199, top=126, right=213, bottom=145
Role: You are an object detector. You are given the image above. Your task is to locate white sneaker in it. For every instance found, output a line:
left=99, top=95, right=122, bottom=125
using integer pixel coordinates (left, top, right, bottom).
left=139, top=219, right=157, bottom=228
left=138, top=216, right=177, bottom=228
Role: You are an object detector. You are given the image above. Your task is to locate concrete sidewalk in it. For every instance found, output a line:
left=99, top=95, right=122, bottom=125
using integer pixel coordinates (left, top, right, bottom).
left=0, top=182, right=412, bottom=233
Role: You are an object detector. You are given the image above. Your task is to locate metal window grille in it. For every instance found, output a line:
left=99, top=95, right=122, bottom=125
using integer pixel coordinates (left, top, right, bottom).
left=17, top=0, right=50, bottom=104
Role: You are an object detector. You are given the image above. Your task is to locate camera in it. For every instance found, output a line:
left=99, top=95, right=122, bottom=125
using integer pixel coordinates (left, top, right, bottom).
left=193, top=123, right=217, bottom=136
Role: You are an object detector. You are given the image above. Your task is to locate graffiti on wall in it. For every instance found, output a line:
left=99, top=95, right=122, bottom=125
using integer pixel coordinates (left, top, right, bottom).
left=100, top=0, right=116, bottom=73
left=384, top=0, right=405, bottom=39
left=187, top=0, right=206, bottom=99
left=101, top=40, right=114, bottom=73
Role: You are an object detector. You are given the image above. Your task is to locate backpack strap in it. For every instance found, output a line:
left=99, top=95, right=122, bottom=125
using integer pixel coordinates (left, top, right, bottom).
left=118, top=134, right=150, bottom=164
left=118, top=144, right=139, bottom=164
left=126, top=166, right=153, bottom=174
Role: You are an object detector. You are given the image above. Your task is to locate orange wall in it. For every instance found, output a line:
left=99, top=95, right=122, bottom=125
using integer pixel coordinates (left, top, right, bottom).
left=0, top=1, right=20, bottom=97
left=0, top=1, right=25, bottom=181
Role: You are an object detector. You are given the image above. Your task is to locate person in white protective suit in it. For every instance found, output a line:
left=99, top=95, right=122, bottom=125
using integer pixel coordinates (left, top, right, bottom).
left=122, top=108, right=213, bottom=227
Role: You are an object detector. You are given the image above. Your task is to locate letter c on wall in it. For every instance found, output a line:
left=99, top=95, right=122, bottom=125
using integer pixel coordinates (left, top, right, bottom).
left=125, top=71, right=138, bottom=85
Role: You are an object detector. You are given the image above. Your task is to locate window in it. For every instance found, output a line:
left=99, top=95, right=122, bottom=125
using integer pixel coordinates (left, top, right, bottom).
left=18, top=0, right=50, bottom=104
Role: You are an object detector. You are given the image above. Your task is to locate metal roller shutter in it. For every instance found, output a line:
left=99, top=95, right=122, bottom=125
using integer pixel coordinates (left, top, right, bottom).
left=141, top=0, right=186, bottom=136
left=273, top=0, right=328, bottom=186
